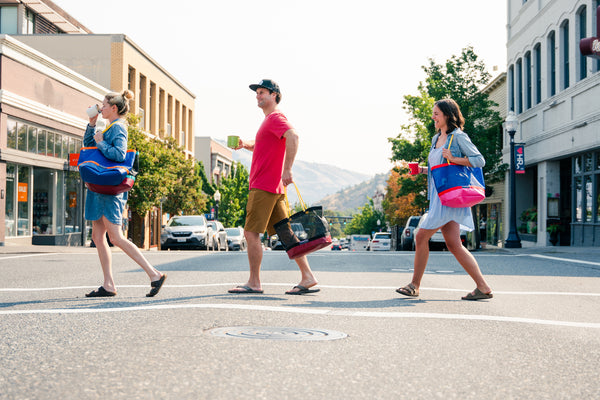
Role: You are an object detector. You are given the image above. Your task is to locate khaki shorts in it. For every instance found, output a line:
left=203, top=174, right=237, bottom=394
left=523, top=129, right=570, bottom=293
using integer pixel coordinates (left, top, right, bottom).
left=245, top=189, right=288, bottom=236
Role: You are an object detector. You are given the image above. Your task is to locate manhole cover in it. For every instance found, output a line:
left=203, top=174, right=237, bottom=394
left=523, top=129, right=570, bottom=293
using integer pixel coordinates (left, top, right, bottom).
left=206, top=326, right=347, bottom=341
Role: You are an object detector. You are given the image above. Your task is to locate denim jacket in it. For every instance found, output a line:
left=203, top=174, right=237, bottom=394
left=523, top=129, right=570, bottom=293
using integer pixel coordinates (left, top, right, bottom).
left=427, top=128, right=485, bottom=200
left=83, top=119, right=127, bottom=162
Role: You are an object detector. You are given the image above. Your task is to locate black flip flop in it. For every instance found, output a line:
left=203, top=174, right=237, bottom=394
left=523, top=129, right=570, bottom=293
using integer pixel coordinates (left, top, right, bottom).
left=285, top=285, right=320, bottom=295
left=85, top=286, right=117, bottom=297
left=228, top=285, right=264, bottom=294
left=146, top=274, right=167, bottom=297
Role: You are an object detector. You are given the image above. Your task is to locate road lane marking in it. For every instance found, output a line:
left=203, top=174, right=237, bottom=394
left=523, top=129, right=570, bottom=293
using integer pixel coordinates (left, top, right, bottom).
left=0, top=253, right=61, bottom=260
left=0, top=302, right=599, bottom=329
left=1, top=282, right=599, bottom=296
left=528, top=254, right=600, bottom=267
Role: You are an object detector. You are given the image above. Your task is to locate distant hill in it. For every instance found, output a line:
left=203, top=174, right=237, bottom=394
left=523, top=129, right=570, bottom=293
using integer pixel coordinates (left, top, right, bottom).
left=230, top=148, right=372, bottom=204
left=317, top=173, right=390, bottom=213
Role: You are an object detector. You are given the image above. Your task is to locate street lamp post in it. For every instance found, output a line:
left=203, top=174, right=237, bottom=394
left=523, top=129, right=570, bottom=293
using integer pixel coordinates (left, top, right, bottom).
left=504, top=111, right=522, bottom=248
left=214, top=190, right=221, bottom=221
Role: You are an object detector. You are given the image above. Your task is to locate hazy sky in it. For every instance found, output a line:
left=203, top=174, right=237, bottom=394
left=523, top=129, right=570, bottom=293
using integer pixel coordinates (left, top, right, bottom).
left=53, top=0, right=507, bottom=176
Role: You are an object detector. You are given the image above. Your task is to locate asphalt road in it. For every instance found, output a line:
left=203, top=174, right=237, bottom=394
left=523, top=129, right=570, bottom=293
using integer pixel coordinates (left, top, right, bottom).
left=1, top=247, right=599, bottom=399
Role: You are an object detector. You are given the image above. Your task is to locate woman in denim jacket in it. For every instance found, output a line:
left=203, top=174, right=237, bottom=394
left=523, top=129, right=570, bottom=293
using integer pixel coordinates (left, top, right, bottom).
left=397, top=99, right=493, bottom=300
left=84, top=90, right=166, bottom=298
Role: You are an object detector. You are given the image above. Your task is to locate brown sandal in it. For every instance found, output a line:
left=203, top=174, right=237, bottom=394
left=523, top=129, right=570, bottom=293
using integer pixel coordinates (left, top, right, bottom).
left=461, top=288, right=493, bottom=300
left=396, top=283, right=419, bottom=297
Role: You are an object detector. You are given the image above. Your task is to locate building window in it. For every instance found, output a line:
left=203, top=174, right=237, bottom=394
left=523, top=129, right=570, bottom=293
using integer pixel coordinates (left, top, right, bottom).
left=561, top=20, right=570, bottom=90
left=6, top=118, right=81, bottom=159
left=508, top=65, right=515, bottom=111
left=534, top=44, right=541, bottom=104
left=573, top=152, right=600, bottom=224
left=524, top=51, right=532, bottom=110
left=548, top=31, right=556, bottom=97
left=516, top=58, right=523, bottom=114
left=577, top=6, right=587, bottom=81
left=0, top=6, right=18, bottom=34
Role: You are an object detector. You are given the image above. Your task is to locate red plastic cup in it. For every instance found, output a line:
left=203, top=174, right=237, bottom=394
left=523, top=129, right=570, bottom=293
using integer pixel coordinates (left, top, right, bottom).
left=408, top=162, right=419, bottom=175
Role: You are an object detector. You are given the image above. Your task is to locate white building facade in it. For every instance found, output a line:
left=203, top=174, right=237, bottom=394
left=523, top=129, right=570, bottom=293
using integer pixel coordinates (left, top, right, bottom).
left=507, top=0, right=600, bottom=246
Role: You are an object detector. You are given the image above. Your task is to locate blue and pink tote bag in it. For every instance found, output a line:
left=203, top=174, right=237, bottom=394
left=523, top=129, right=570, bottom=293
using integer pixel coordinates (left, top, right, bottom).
left=430, top=135, right=485, bottom=208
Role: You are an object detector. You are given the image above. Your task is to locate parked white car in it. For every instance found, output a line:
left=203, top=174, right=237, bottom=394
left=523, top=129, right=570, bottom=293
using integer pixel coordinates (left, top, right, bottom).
left=161, top=215, right=210, bottom=250
left=207, top=220, right=228, bottom=251
left=412, top=213, right=468, bottom=251
left=226, top=227, right=247, bottom=251
left=369, top=232, right=392, bottom=251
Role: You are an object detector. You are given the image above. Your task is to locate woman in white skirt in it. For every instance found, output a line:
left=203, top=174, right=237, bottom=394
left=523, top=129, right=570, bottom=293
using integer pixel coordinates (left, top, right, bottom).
left=396, top=99, right=493, bottom=300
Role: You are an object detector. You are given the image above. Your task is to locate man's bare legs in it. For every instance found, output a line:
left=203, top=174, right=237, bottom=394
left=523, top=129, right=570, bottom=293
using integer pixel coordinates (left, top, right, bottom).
left=229, top=230, right=318, bottom=293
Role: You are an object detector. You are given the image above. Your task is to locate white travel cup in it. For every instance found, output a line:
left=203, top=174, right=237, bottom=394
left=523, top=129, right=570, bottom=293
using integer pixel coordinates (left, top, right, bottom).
left=86, top=104, right=101, bottom=118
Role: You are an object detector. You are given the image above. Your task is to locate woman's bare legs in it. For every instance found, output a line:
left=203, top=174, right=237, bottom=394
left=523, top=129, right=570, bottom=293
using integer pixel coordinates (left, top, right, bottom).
left=103, top=216, right=163, bottom=282
left=91, top=218, right=116, bottom=292
left=441, top=221, right=492, bottom=294
left=409, top=227, right=438, bottom=290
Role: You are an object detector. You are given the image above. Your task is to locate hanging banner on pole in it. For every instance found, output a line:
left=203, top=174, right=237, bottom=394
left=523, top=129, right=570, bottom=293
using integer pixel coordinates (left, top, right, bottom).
left=515, top=145, right=525, bottom=174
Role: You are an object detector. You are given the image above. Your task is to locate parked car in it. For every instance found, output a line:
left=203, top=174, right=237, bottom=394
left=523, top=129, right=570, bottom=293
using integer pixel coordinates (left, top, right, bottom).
left=207, top=220, right=228, bottom=251
left=412, top=213, right=468, bottom=251
left=370, top=232, right=392, bottom=251
left=269, top=222, right=307, bottom=250
left=161, top=215, right=210, bottom=250
left=400, top=215, right=421, bottom=251
left=226, top=227, right=247, bottom=251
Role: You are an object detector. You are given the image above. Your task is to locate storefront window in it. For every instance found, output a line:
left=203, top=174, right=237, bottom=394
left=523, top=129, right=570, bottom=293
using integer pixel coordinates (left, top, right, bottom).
left=55, top=133, right=63, bottom=159
left=33, top=168, right=54, bottom=235
left=574, top=156, right=582, bottom=174
left=585, top=176, right=593, bottom=222
left=37, top=129, right=47, bottom=156
left=575, top=176, right=582, bottom=222
left=47, top=131, right=56, bottom=158
left=17, top=165, right=30, bottom=236
left=55, top=172, right=64, bottom=234
left=65, top=171, right=83, bottom=234
left=62, top=135, right=69, bottom=161
left=7, top=119, right=16, bottom=149
left=28, top=126, right=37, bottom=153
left=596, top=152, right=600, bottom=170
left=17, top=122, right=27, bottom=152
left=597, top=175, right=600, bottom=223
left=5, top=164, right=16, bottom=237
left=584, top=153, right=593, bottom=172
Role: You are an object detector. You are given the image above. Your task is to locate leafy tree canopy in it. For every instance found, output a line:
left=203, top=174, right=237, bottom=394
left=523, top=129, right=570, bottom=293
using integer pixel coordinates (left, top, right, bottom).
left=387, top=46, right=507, bottom=213
left=126, top=114, right=207, bottom=216
left=344, top=199, right=385, bottom=236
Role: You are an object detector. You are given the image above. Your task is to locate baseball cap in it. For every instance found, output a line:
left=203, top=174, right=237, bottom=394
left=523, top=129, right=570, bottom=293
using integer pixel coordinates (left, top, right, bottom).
left=249, top=79, right=281, bottom=94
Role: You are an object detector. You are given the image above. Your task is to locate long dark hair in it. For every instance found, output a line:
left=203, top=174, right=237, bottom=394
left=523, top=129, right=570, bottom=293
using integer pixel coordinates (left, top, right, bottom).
left=434, top=98, right=465, bottom=133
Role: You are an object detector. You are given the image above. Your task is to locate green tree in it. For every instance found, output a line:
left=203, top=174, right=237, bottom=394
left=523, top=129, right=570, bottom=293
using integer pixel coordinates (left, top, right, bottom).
left=388, top=46, right=507, bottom=211
left=213, top=162, right=250, bottom=227
left=126, top=114, right=207, bottom=216
left=344, top=199, right=385, bottom=236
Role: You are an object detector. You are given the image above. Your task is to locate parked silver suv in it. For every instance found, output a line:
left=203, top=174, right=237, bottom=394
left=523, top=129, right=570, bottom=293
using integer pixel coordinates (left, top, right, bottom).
left=400, top=216, right=421, bottom=251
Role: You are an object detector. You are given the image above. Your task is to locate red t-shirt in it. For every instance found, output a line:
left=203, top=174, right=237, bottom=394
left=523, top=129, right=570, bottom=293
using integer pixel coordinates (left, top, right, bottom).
left=248, top=111, right=292, bottom=194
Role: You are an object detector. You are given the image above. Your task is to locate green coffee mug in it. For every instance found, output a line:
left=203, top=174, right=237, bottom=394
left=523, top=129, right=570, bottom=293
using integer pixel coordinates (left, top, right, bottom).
left=227, top=135, right=240, bottom=148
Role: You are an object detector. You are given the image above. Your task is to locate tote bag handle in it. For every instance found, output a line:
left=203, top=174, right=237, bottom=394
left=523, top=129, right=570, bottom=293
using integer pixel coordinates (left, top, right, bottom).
left=284, top=182, right=308, bottom=215
left=445, top=134, right=454, bottom=164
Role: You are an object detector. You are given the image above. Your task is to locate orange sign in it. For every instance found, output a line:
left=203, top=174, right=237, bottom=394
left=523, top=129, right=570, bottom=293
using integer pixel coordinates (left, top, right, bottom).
left=18, top=182, right=28, bottom=202
left=69, top=153, right=80, bottom=167
left=69, top=191, right=77, bottom=208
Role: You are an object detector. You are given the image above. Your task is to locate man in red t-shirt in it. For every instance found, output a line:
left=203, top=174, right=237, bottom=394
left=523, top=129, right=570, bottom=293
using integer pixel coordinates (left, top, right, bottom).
left=228, top=79, right=319, bottom=295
